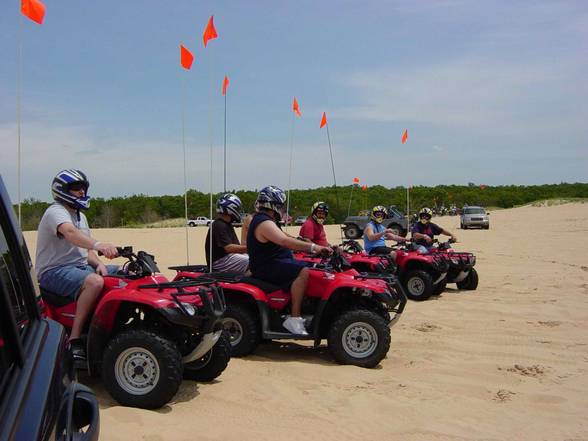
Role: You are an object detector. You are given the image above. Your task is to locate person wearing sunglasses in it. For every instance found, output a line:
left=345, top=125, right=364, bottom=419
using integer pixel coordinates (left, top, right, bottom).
left=363, top=205, right=406, bottom=258
left=411, top=207, right=457, bottom=253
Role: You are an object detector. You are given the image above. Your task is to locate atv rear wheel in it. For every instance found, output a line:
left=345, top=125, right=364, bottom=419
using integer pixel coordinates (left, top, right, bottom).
left=328, top=309, right=391, bottom=368
left=403, top=270, right=434, bottom=301
left=456, top=268, right=479, bottom=290
left=184, top=332, right=231, bottom=381
left=222, top=303, right=260, bottom=356
left=102, top=329, right=183, bottom=409
left=344, top=224, right=360, bottom=239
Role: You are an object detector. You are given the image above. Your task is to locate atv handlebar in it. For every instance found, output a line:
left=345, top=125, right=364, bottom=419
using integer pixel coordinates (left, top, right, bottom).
left=99, top=246, right=161, bottom=277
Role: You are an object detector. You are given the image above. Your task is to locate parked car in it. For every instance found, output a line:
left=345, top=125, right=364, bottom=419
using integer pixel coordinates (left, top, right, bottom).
left=0, top=175, right=99, bottom=440
left=187, top=216, right=211, bottom=227
left=460, top=206, right=490, bottom=229
left=342, top=205, right=408, bottom=239
left=294, top=215, right=307, bottom=225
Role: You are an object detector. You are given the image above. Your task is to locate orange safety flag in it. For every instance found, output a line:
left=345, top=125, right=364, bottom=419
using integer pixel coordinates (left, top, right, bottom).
left=292, top=97, right=302, bottom=117
left=401, top=129, right=408, bottom=144
left=222, top=76, right=230, bottom=96
left=320, top=112, right=327, bottom=128
left=353, top=177, right=360, bottom=184
left=180, top=45, right=194, bottom=70
left=203, top=15, right=218, bottom=47
left=21, top=0, right=45, bottom=24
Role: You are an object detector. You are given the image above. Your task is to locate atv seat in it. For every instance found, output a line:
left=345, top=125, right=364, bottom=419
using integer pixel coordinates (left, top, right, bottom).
left=40, top=287, right=75, bottom=307
left=239, top=277, right=282, bottom=294
left=368, top=247, right=394, bottom=256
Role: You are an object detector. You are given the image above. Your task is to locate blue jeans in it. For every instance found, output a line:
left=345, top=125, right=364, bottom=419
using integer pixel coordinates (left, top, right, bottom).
left=40, top=264, right=119, bottom=300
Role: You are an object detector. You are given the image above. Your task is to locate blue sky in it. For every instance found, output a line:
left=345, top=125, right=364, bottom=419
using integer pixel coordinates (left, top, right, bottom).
left=0, top=0, right=586, bottom=201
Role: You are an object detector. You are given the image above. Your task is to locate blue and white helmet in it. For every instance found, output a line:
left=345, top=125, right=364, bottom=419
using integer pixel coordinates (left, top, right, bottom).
left=217, top=193, right=242, bottom=222
left=256, top=185, right=287, bottom=215
left=51, top=169, right=91, bottom=211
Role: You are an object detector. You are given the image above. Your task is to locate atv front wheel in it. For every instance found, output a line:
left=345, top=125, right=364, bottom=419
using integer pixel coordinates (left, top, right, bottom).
left=456, top=268, right=479, bottom=290
left=328, top=309, right=391, bottom=368
left=184, top=332, right=231, bottom=381
left=432, top=279, right=447, bottom=296
left=222, top=303, right=260, bottom=356
left=403, top=270, right=434, bottom=301
left=102, top=329, right=183, bottom=409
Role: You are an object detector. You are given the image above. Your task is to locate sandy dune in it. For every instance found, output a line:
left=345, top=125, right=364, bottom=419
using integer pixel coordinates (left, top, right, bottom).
left=22, top=203, right=588, bottom=440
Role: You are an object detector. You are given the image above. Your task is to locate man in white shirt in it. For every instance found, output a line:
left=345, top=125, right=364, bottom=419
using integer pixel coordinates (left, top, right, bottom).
left=36, top=169, right=118, bottom=362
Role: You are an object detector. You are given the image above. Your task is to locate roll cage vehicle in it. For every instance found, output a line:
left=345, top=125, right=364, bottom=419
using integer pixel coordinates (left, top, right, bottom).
left=0, top=175, right=99, bottom=441
left=171, top=248, right=407, bottom=368
left=342, top=206, right=408, bottom=239
left=40, top=246, right=230, bottom=409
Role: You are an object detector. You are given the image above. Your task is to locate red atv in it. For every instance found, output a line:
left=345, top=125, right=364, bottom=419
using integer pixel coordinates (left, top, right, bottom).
left=335, top=240, right=449, bottom=301
left=170, top=248, right=407, bottom=368
left=429, top=240, right=478, bottom=290
left=40, top=246, right=230, bottom=409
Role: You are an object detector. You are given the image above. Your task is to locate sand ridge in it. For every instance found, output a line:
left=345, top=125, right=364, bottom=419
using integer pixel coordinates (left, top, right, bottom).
left=22, top=202, right=588, bottom=440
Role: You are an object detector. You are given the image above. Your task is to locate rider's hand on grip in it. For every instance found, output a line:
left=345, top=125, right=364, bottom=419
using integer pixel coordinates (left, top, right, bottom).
left=317, top=245, right=333, bottom=257
left=95, top=242, right=119, bottom=259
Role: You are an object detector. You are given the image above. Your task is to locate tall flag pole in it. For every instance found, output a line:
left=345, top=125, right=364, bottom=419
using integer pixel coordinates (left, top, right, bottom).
left=179, top=44, right=194, bottom=264
left=222, top=75, right=230, bottom=192
left=320, top=112, right=340, bottom=216
left=18, top=0, right=46, bottom=226
left=347, top=177, right=360, bottom=218
left=286, top=97, right=302, bottom=226
left=203, top=15, right=218, bottom=274
left=401, top=129, right=410, bottom=224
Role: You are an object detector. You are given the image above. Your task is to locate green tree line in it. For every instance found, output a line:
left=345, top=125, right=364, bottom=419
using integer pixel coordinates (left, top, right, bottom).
left=16, top=182, right=588, bottom=231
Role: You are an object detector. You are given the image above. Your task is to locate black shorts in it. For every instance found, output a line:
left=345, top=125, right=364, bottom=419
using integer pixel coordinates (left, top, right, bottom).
left=252, top=259, right=307, bottom=292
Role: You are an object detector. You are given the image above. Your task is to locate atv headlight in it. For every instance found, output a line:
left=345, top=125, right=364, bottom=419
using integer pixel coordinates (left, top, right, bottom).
left=181, top=302, right=196, bottom=316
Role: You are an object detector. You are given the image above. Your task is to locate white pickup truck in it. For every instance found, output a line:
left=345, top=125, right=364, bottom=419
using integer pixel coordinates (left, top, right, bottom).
left=187, top=216, right=211, bottom=227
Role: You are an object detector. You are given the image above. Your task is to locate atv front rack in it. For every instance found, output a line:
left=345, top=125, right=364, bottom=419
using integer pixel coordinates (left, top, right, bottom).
left=354, top=272, right=407, bottom=317
left=169, top=264, right=210, bottom=273
left=139, top=278, right=226, bottom=320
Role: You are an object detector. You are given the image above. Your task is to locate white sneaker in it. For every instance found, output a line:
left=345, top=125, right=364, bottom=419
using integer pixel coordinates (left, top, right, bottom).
left=283, top=316, right=309, bottom=335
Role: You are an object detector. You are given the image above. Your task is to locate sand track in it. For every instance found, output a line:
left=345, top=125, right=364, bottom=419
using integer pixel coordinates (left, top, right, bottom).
left=23, top=202, right=588, bottom=440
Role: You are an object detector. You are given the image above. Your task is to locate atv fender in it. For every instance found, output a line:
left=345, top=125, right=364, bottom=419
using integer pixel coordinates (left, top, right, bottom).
left=86, top=290, right=210, bottom=376
left=450, top=270, right=469, bottom=283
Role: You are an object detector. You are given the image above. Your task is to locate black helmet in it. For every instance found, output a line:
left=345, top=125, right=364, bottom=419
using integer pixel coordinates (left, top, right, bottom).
left=51, top=169, right=90, bottom=210
left=419, top=207, right=433, bottom=220
left=311, top=201, right=329, bottom=224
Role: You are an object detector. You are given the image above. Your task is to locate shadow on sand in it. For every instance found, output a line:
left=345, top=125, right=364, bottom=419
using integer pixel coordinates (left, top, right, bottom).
left=78, top=372, right=202, bottom=413
left=247, top=340, right=383, bottom=369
